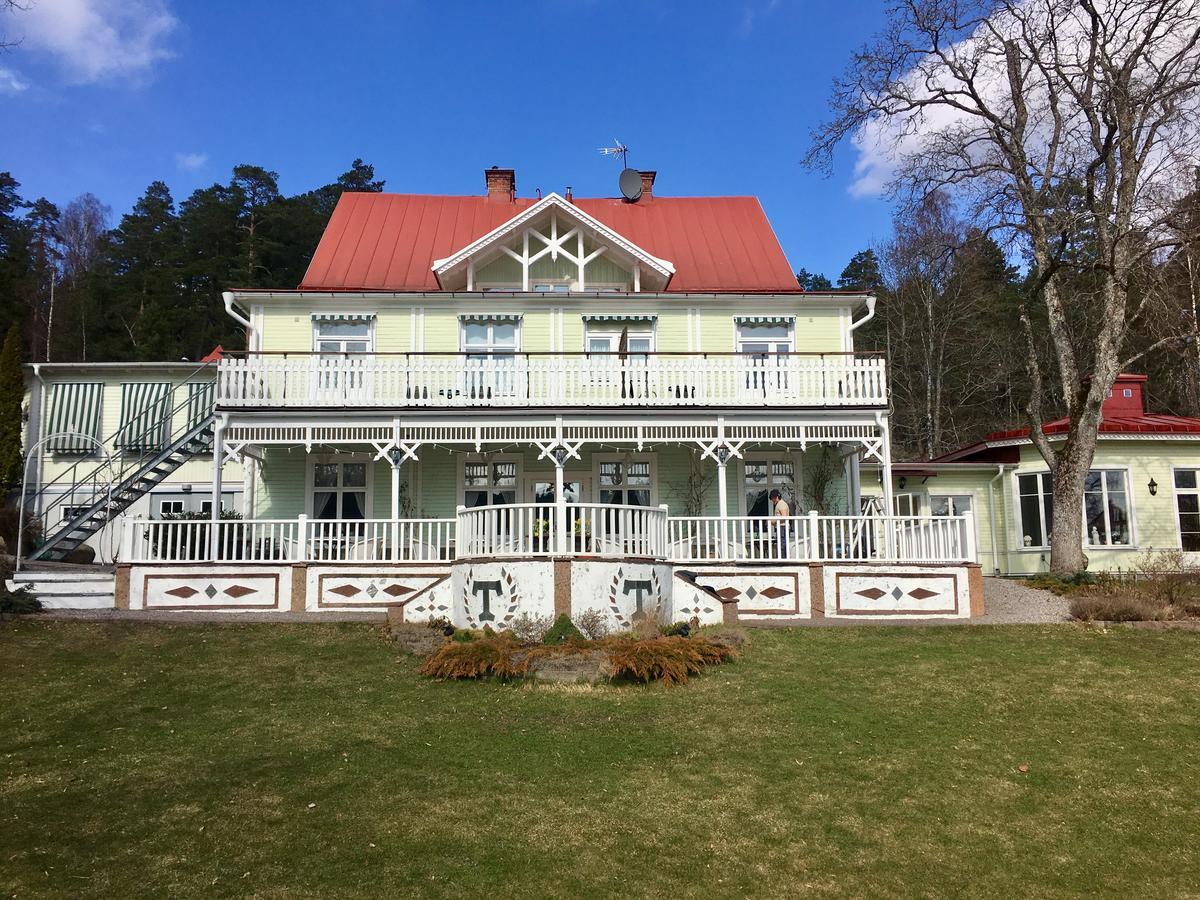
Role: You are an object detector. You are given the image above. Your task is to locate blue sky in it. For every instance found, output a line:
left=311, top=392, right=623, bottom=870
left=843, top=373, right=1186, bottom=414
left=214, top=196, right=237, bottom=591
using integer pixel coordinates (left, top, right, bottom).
left=2, top=0, right=894, bottom=282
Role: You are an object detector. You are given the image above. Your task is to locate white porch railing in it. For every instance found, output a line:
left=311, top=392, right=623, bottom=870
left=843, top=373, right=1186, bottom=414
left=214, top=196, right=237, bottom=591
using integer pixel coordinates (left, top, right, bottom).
left=123, top=511, right=974, bottom=565
left=455, top=502, right=670, bottom=560
left=666, top=512, right=975, bottom=564
left=123, top=516, right=455, bottom=563
left=216, top=352, right=888, bottom=409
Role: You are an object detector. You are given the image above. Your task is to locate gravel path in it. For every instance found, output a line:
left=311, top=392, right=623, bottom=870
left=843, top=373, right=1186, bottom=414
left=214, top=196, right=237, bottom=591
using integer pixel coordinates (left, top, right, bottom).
left=976, top=576, right=1072, bottom=624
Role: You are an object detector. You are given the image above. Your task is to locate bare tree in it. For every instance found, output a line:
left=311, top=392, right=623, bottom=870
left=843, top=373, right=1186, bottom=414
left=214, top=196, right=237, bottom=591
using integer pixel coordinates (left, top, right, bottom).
left=56, top=193, right=110, bottom=362
left=807, top=0, right=1200, bottom=573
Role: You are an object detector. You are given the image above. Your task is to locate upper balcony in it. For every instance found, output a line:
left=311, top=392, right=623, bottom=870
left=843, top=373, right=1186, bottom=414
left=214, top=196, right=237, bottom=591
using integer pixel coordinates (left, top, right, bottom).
left=216, top=352, right=887, bottom=411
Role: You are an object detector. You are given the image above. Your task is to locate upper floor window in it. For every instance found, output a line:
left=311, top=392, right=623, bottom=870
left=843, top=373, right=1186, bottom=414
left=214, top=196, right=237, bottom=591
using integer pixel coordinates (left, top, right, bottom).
left=461, top=316, right=520, bottom=357
left=584, top=316, right=655, bottom=356
left=736, top=318, right=794, bottom=355
left=313, top=315, right=373, bottom=353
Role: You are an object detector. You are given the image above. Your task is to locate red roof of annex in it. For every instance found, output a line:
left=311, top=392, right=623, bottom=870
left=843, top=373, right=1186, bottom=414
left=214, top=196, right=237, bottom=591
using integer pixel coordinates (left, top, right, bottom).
left=299, top=178, right=802, bottom=294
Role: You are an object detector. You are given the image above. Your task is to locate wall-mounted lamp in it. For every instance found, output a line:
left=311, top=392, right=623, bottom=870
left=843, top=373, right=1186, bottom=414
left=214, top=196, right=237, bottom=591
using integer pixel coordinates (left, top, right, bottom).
left=898, top=476, right=907, bottom=490
left=551, top=446, right=569, bottom=466
left=716, top=446, right=730, bottom=465
left=1148, top=478, right=1158, bottom=496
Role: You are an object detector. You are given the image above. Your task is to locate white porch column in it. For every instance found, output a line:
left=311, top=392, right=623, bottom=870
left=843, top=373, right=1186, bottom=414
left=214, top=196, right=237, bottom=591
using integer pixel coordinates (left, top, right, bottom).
left=716, top=446, right=730, bottom=555
left=879, top=415, right=896, bottom=560
left=209, top=418, right=225, bottom=561
left=553, top=448, right=568, bottom=554
left=390, top=453, right=403, bottom=563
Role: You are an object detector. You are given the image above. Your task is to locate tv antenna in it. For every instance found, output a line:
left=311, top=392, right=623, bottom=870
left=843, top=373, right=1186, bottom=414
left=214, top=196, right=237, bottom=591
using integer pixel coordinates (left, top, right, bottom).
left=598, top=140, right=629, bottom=168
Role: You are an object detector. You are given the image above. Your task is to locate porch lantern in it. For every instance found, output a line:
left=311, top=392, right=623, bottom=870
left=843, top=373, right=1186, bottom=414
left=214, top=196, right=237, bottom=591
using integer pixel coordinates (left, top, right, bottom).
left=717, top=446, right=730, bottom=465
left=1148, top=478, right=1158, bottom=496
left=551, top=446, right=569, bottom=467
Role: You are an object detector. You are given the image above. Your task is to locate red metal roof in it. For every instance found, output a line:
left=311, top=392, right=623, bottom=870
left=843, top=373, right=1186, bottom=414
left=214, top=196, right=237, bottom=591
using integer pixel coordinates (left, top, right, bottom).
left=298, top=193, right=802, bottom=293
left=984, top=413, right=1200, bottom=441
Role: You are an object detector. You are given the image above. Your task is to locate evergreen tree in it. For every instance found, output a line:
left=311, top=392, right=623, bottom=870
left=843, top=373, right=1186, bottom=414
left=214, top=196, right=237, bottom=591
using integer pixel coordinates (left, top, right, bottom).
left=0, top=321, right=24, bottom=489
left=796, top=268, right=833, bottom=291
left=838, top=249, right=884, bottom=292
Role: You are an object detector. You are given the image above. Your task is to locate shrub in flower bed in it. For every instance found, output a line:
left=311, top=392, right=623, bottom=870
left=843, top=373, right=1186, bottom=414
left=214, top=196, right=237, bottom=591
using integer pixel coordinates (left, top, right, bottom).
left=1068, top=551, right=1200, bottom=622
left=419, top=632, right=737, bottom=685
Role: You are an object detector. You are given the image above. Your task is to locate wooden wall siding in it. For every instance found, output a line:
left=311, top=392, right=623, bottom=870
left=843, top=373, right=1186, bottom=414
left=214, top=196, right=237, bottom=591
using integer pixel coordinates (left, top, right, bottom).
left=33, top=371, right=240, bottom=485
left=249, top=444, right=852, bottom=521
left=253, top=299, right=851, bottom=356
left=473, top=231, right=632, bottom=288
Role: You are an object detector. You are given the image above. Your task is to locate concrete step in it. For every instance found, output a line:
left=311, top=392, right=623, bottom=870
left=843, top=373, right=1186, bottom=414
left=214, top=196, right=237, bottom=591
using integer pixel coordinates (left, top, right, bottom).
left=9, top=571, right=116, bottom=609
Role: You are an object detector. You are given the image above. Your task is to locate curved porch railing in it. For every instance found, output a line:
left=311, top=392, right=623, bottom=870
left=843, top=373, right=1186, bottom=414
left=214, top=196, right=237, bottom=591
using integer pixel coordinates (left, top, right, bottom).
left=455, top=502, right=669, bottom=560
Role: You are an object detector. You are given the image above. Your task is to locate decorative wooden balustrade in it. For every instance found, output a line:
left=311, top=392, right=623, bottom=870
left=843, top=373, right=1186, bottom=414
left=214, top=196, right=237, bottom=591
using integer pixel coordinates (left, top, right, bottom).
left=125, top=508, right=974, bottom=565
left=216, top=352, right=888, bottom=409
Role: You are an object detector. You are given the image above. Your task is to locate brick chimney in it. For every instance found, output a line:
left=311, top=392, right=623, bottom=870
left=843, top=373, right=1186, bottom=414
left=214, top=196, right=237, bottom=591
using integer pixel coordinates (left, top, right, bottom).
left=638, top=170, right=656, bottom=199
left=484, top=167, right=515, bottom=202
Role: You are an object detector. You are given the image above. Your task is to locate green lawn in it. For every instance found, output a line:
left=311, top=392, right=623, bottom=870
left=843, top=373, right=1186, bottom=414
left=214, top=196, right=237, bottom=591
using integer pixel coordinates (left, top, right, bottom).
left=2, top=620, right=1198, bottom=898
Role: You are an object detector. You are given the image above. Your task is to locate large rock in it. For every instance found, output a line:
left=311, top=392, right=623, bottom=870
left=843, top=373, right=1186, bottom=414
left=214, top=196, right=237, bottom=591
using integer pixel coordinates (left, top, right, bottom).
left=64, top=545, right=96, bottom=565
left=527, top=650, right=613, bottom=684
left=386, top=623, right=447, bottom=657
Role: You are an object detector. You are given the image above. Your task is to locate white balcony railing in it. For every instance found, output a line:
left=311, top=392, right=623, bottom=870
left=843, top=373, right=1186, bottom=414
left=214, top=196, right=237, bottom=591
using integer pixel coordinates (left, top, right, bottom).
left=124, top=517, right=456, bottom=563
left=124, top=510, right=974, bottom=565
left=216, top=352, right=887, bottom=409
left=456, top=502, right=669, bottom=560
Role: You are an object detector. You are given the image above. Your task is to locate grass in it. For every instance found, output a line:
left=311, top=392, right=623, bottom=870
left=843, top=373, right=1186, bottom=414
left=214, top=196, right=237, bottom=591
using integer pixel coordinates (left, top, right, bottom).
left=2, top=620, right=1199, bottom=898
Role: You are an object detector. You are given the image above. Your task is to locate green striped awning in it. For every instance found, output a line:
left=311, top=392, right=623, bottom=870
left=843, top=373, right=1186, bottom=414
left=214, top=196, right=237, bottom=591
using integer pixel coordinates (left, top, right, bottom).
left=311, top=313, right=376, bottom=323
left=458, top=313, right=522, bottom=323
left=187, top=381, right=215, bottom=431
left=735, top=315, right=795, bottom=326
left=45, top=383, right=103, bottom=454
left=582, top=314, right=657, bottom=322
left=115, top=382, right=172, bottom=452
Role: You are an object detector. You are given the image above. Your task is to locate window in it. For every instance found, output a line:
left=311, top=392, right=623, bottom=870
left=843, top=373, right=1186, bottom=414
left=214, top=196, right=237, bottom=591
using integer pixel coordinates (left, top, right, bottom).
left=744, top=460, right=796, bottom=516
left=461, top=317, right=519, bottom=398
left=533, top=282, right=571, bottom=293
left=313, top=319, right=372, bottom=354
left=736, top=321, right=792, bottom=355
left=532, top=480, right=583, bottom=504
left=312, top=461, right=368, bottom=520
left=586, top=328, right=654, bottom=356
left=159, top=500, right=185, bottom=516
left=932, top=494, right=974, bottom=554
left=893, top=493, right=920, bottom=516
left=1175, top=469, right=1200, bottom=551
left=153, top=493, right=239, bottom=519
left=61, top=505, right=91, bottom=523
left=599, top=460, right=652, bottom=507
left=737, top=321, right=793, bottom=393
left=1085, top=470, right=1131, bottom=546
left=464, top=461, right=517, bottom=508
left=1018, top=473, right=1053, bottom=547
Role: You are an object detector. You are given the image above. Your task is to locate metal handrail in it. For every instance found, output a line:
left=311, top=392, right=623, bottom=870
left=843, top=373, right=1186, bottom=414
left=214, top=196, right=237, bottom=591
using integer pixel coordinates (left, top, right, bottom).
left=26, top=361, right=217, bottom=550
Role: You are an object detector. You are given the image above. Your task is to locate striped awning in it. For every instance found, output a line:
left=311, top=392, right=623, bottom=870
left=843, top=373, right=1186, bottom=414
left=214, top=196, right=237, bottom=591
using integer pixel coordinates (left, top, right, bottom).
left=735, top=315, right=795, bottom=326
left=582, top=314, right=657, bottom=323
left=187, top=381, right=215, bottom=431
left=45, top=383, right=103, bottom=454
left=311, top=313, right=376, bottom=323
left=115, top=382, right=172, bottom=452
left=458, top=313, right=522, bottom=323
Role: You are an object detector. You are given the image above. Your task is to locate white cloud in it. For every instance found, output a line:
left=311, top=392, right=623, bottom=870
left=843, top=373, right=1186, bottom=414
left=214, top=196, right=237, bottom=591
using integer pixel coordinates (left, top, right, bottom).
left=15, top=0, right=177, bottom=85
left=174, top=151, right=207, bottom=171
left=739, top=0, right=780, bottom=36
left=0, top=66, right=29, bottom=94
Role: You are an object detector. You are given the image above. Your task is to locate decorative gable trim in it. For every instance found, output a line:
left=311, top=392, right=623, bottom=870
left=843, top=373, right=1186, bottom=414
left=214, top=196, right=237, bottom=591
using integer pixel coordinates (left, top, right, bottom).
left=431, top=193, right=675, bottom=292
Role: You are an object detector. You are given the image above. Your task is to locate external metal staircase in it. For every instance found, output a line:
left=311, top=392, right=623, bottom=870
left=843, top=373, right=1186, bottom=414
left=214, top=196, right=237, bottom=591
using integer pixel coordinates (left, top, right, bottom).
left=23, top=363, right=217, bottom=564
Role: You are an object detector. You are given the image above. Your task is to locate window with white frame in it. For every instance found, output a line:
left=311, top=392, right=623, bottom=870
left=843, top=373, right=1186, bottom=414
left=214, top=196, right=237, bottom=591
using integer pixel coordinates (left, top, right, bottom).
left=1084, top=470, right=1131, bottom=546
left=461, top=316, right=519, bottom=398
left=533, top=282, right=572, bottom=293
left=312, top=461, right=368, bottom=520
left=1017, top=472, right=1053, bottom=548
left=585, top=322, right=654, bottom=356
left=1174, top=469, right=1200, bottom=551
left=313, top=318, right=372, bottom=353
left=893, top=493, right=921, bottom=516
left=744, top=460, right=796, bottom=516
left=464, top=460, right=518, bottom=508
left=598, top=459, right=652, bottom=507
left=736, top=320, right=793, bottom=393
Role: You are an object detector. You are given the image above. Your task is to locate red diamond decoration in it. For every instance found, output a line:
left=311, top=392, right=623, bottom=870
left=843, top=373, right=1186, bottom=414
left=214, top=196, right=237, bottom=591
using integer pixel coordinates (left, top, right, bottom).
left=855, top=587, right=887, bottom=600
left=330, top=584, right=360, bottom=597
left=759, top=586, right=792, bottom=599
left=223, top=585, right=257, bottom=598
left=166, top=586, right=199, bottom=598
left=715, top=587, right=742, bottom=600
left=908, top=587, right=939, bottom=600
left=383, top=584, right=414, bottom=597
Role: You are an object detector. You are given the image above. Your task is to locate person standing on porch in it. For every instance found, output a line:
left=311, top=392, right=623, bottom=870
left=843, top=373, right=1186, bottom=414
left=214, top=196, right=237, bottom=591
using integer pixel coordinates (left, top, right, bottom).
left=769, top=489, right=791, bottom=557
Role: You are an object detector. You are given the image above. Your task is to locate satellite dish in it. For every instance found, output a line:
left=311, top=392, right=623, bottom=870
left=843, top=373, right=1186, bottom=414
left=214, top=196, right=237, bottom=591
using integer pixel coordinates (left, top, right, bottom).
left=618, top=167, right=643, bottom=201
